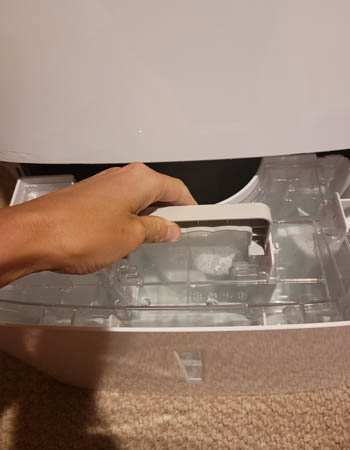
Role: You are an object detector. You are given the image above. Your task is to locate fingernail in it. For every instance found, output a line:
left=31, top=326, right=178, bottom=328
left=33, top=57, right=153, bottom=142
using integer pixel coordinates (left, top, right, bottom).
left=165, top=225, right=182, bottom=242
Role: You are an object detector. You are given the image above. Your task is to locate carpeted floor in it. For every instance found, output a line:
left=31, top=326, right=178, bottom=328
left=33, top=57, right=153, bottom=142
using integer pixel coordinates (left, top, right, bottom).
left=1, top=350, right=350, bottom=450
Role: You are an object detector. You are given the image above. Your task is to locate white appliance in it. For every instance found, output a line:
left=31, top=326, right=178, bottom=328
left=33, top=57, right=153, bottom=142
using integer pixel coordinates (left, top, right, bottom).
left=0, top=1, right=350, bottom=395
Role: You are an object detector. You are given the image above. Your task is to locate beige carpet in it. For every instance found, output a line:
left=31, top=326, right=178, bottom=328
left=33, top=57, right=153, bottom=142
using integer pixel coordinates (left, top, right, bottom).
left=1, top=351, right=350, bottom=450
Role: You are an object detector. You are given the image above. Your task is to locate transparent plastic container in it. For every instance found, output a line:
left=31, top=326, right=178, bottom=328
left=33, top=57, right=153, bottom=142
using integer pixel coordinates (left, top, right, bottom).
left=1, top=154, right=350, bottom=330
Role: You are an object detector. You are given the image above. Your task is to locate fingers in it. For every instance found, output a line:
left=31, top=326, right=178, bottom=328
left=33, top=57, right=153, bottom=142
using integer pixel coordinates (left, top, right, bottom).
left=158, top=174, right=197, bottom=206
left=116, top=163, right=197, bottom=212
left=137, top=215, right=182, bottom=243
left=70, top=163, right=197, bottom=218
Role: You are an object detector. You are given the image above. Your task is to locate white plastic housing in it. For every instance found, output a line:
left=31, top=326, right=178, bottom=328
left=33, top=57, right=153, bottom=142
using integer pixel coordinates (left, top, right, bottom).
left=1, top=1, right=350, bottom=163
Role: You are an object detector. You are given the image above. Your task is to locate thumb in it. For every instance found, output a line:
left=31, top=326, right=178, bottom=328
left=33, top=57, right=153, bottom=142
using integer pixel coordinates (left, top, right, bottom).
left=138, top=215, right=182, bottom=243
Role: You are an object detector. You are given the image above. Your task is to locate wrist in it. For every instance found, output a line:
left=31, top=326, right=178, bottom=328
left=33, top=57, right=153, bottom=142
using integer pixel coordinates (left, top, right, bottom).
left=0, top=205, right=51, bottom=287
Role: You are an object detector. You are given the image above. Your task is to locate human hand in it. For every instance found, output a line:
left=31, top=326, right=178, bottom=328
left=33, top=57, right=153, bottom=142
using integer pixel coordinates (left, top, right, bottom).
left=0, top=163, right=196, bottom=286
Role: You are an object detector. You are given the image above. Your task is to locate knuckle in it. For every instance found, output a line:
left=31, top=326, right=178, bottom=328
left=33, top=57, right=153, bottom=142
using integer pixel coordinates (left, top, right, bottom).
left=175, top=177, right=186, bottom=189
left=127, top=162, right=147, bottom=173
left=132, top=219, right=147, bottom=244
left=154, top=217, right=164, bottom=238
